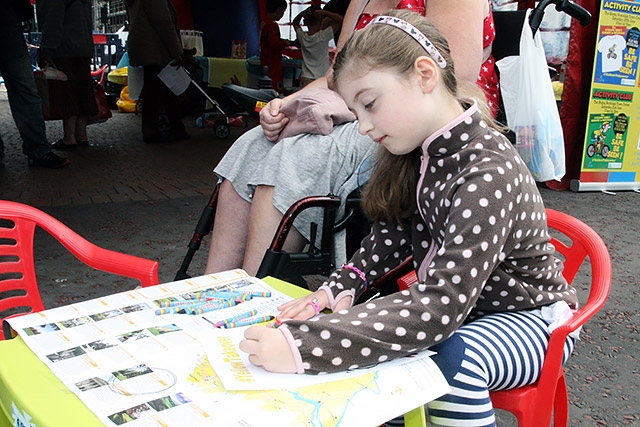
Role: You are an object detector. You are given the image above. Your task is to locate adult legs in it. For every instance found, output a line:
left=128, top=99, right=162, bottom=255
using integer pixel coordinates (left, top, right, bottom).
left=62, top=115, right=89, bottom=145
left=243, top=185, right=306, bottom=275
left=205, top=180, right=252, bottom=274
left=140, top=65, right=186, bottom=142
left=141, top=65, right=165, bottom=142
left=204, top=181, right=307, bottom=276
left=159, top=76, right=187, bottom=139
left=205, top=122, right=374, bottom=275
left=0, top=49, right=53, bottom=159
left=56, top=57, right=96, bottom=146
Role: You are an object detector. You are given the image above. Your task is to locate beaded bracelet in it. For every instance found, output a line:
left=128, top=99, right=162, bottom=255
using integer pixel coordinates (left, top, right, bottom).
left=342, top=264, right=367, bottom=288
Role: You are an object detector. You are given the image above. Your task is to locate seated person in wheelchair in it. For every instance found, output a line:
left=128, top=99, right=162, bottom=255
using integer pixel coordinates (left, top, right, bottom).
left=205, top=0, right=499, bottom=276
left=238, top=11, right=579, bottom=426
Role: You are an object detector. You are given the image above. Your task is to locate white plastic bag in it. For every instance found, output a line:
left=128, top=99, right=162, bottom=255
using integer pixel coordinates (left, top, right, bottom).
left=496, top=9, right=565, bottom=182
left=158, top=62, right=191, bottom=96
left=127, top=65, right=144, bottom=100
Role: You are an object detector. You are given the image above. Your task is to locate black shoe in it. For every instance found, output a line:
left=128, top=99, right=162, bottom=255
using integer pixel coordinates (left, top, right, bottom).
left=51, top=139, right=78, bottom=149
left=28, top=152, right=71, bottom=169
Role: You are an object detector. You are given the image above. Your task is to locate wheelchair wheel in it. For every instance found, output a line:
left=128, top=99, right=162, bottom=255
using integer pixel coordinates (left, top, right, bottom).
left=214, top=120, right=230, bottom=139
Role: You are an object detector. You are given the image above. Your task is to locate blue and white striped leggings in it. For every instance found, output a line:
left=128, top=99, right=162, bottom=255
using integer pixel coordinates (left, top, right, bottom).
left=389, top=309, right=576, bottom=427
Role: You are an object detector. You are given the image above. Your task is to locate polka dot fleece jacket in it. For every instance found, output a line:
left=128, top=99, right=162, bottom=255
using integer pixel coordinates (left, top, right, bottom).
left=278, top=102, right=579, bottom=375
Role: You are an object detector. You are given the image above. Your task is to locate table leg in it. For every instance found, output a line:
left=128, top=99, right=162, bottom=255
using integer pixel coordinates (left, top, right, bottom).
left=404, top=406, right=427, bottom=427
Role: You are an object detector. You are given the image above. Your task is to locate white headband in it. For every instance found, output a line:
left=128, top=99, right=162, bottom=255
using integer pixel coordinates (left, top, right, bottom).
left=368, top=15, right=447, bottom=69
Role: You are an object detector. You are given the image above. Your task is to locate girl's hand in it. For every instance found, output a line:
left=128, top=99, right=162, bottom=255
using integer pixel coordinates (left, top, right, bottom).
left=277, top=291, right=353, bottom=321
left=277, top=292, right=327, bottom=321
left=259, top=98, right=289, bottom=141
left=239, top=326, right=296, bottom=373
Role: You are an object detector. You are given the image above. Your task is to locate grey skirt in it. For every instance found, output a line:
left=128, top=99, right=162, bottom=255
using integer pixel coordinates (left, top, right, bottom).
left=214, top=121, right=377, bottom=264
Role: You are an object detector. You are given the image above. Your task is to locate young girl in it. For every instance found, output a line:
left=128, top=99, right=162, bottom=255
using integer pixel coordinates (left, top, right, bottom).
left=239, top=10, right=578, bottom=426
left=205, top=0, right=493, bottom=278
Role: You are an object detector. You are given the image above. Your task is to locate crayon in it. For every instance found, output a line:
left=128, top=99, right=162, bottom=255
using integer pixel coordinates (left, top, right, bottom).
left=154, top=307, right=181, bottom=315
left=187, top=300, right=237, bottom=315
left=223, top=315, right=276, bottom=328
left=213, top=310, right=258, bottom=328
left=244, top=291, right=272, bottom=298
left=158, top=300, right=209, bottom=308
left=193, top=293, right=235, bottom=301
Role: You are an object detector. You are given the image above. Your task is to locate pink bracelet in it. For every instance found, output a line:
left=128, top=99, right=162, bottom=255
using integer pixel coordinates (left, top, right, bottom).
left=305, top=298, right=321, bottom=316
left=342, top=264, right=367, bottom=287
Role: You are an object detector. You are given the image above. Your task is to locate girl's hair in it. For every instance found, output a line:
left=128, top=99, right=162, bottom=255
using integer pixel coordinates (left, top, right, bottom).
left=333, top=9, right=496, bottom=224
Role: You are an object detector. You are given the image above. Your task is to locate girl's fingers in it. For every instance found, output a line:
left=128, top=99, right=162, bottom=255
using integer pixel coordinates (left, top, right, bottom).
left=277, top=293, right=327, bottom=320
left=239, top=327, right=296, bottom=373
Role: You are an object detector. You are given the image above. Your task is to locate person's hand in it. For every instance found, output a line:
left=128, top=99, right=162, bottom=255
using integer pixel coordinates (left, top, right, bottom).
left=239, top=326, right=296, bottom=373
left=277, top=290, right=352, bottom=321
left=259, top=98, right=289, bottom=141
left=181, top=48, right=197, bottom=65
left=170, top=57, right=183, bottom=69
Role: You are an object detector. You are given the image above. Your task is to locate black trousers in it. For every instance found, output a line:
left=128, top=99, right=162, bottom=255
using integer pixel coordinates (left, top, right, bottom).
left=141, top=65, right=185, bottom=138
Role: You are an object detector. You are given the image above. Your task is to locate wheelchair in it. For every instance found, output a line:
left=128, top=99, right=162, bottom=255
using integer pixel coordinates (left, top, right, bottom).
left=175, top=0, right=591, bottom=299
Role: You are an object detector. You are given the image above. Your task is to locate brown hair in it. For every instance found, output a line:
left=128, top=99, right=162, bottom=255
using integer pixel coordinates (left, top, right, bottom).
left=333, top=9, right=496, bottom=224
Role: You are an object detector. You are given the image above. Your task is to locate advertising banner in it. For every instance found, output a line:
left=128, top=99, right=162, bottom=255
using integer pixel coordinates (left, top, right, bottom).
left=572, top=0, right=640, bottom=191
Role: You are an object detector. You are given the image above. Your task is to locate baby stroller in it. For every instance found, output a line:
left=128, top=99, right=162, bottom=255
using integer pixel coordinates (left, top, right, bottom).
left=187, top=67, right=280, bottom=139
left=175, top=0, right=591, bottom=296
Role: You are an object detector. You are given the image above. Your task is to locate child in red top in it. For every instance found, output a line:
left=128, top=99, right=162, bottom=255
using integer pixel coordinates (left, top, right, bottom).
left=260, top=0, right=290, bottom=92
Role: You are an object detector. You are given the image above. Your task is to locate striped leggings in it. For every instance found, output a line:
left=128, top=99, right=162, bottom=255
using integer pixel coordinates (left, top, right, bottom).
left=387, top=309, right=576, bottom=427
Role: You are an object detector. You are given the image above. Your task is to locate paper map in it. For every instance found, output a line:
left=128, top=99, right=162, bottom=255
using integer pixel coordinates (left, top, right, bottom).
left=7, top=270, right=450, bottom=426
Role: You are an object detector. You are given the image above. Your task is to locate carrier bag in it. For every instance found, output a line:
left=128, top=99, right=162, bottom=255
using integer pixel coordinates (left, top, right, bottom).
left=87, top=80, right=112, bottom=125
left=495, top=9, right=565, bottom=182
left=33, top=67, right=70, bottom=121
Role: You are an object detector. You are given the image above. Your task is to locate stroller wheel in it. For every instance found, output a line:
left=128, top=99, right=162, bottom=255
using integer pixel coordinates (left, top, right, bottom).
left=196, top=116, right=204, bottom=128
left=214, top=120, right=230, bottom=139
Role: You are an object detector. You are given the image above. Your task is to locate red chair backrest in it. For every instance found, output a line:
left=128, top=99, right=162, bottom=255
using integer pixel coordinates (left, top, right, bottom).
left=533, top=208, right=612, bottom=393
left=0, top=201, right=159, bottom=338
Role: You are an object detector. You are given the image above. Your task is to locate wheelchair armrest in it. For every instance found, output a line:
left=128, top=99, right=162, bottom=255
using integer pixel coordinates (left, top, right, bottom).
left=267, top=195, right=341, bottom=252
left=334, top=188, right=362, bottom=232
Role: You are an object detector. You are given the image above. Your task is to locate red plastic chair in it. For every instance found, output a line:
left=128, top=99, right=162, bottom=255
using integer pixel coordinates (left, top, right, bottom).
left=0, top=201, right=160, bottom=339
left=396, top=208, right=612, bottom=426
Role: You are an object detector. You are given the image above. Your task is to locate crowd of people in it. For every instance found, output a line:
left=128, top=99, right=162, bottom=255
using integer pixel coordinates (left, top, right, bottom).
left=0, top=0, right=193, bottom=167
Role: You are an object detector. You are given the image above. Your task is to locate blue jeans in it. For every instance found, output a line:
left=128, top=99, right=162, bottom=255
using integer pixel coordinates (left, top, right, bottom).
left=0, top=27, right=52, bottom=160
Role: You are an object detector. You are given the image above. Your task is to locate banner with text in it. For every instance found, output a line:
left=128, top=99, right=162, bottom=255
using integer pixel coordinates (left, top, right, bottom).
left=572, top=0, right=640, bottom=191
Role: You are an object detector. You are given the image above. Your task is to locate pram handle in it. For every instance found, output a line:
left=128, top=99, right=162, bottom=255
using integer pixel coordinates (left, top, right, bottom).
left=529, top=0, right=592, bottom=36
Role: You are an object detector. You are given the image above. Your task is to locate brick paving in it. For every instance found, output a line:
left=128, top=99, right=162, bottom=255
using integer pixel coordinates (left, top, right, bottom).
left=0, top=89, right=254, bottom=207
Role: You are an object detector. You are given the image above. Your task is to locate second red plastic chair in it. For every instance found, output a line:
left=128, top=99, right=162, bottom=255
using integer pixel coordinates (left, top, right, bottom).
left=0, top=201, right=160, bottom=339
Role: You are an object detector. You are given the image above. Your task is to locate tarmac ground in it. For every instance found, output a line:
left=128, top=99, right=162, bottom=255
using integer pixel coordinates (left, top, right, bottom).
left=1, top=89, right=639, bottom=426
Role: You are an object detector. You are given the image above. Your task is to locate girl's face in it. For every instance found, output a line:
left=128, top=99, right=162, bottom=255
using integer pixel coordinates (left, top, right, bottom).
left=337, top=66, right=435, bottom=155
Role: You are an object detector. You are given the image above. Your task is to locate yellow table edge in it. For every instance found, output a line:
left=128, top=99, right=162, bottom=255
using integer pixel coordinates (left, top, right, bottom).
left=0, top=277, right=427, bottom=427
